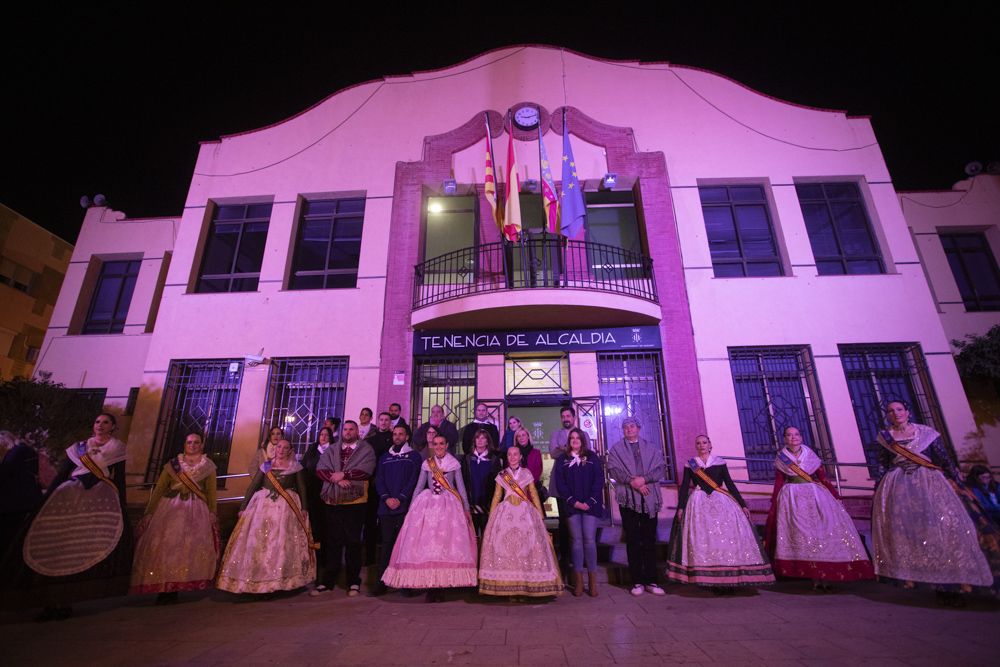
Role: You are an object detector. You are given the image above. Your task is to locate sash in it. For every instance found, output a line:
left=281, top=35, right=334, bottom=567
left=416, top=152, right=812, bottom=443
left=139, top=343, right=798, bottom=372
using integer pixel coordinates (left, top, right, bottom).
left=167, top=457, right=208, bottom=503
left=265, top=467, right=320, bottom=550
left=688, top=458, right=737, bottom=502
left=776, top=451, right=816, bottom=483
left=80, top=453, right=118, bottom=492
left=427, top=456, right=465, bottom=506
left=878, top=430, right=941, bottom=471
left=500, top=469, right=532, bottom=504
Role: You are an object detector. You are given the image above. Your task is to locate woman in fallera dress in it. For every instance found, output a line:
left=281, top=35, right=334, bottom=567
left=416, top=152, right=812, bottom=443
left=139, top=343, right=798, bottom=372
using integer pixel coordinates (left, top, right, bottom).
left=131, top=432, right=219, bottom=604
left=872, top=401, right=997, bottom=605
left=666, top=435, right=774, bottom=592
left=382, top=435, right=478, bottom=602
left=763, top=426, right=873, bottom=590
left=217, top=439, right=316, bottom=594
left=5, top=413, right=132, bottom=621
left=478, top=446, right=562, bottom=598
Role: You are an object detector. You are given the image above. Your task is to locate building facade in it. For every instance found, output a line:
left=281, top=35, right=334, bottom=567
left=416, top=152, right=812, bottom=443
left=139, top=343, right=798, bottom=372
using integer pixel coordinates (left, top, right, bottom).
left=902, top=174, right=1000, bottom=467
left=0, top=203, right=72, bottom=381
left=33, top=46, right=996, bottom=505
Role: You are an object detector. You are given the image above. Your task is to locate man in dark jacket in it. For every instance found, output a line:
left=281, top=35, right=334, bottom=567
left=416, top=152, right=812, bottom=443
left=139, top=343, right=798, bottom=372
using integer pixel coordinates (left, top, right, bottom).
left=370, top=424, right=421, bottom=596
left=363, top=412, right=394, bottom=565
left=460, top=403, right=500, bottom=455
left=412, top=404, right=459, bottom=453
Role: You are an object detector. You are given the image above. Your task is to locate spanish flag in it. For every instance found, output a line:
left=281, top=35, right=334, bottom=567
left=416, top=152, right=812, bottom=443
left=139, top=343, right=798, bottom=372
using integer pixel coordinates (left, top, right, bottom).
left=503, top=114, right=522, bottom=242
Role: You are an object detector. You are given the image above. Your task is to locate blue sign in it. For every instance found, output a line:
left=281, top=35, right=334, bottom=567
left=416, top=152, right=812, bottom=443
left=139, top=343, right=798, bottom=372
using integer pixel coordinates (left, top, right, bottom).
left=413, top=326, right=661, bottom=355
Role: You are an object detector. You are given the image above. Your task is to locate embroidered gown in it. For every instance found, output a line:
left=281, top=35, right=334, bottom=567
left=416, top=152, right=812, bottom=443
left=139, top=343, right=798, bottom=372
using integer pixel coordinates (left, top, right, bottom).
left=217, top=461, right=315, bottom=593
left=763, top=446, right=873, bottom=582
left=666, top=455, right=774, bottom=586
left=131, top=455, right=220, bottom=594
left=872, top=424, right=995, bottom=591
left=4, top=438, right=133, bottom=608
left=478, top=466, right=562, bottom=597
left=381, top=453, right=478, bottom=589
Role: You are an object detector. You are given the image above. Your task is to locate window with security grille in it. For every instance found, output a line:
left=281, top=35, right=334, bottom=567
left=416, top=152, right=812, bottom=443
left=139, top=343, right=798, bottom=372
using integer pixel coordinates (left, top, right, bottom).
left=796, top=182, right=884, bottom=275
left=196, top=203, right=272, bottom=293
left=260, top=357, right=349, bottom=458
left=289, top=199, right=365, bottom=290
left=597, top=351, right=674, bottom=482
left=699, top=185, right=783, bottom=277
left=505, top=355, right=569, bottom=396
left=145, top=359, right=244, bottom=482
left=413, top=357, right=476, bottom=429
left=729, top=346, right=833, bottom=482
left=82, top=259, right=141, bottom=334
left=940, top=233, right=1000, bottom=311
left=840, top=343, right=951, bottom=477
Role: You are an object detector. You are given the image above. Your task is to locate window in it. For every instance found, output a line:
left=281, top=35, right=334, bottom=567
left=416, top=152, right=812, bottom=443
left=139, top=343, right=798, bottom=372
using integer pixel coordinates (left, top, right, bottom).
left=729, top=346, right=833, bottom=481
left=260, top=357, right=349, bottom=458
left=840, top=344, right=951, bottom=477
left=796, top=182, right=884, bottom=275
left=598, top=351, right=674, bottom=482
left=940, top=233, right=1000, bottom=311
left=414, top=357, right=476, bottom=428
left=505, top=355, right=570, bottom=396
left=699, top=185, right=782, bottom=277
left=424, top=196, right=477, bottom=261
left=196, top=203, right=272, bottom=293
left=289, top=199, right=365, bottom=290
left=0, top=256, right=36, bottom=293
left=82, top=260, right=141, bottom=334
left=145, top=359, right=244, bottom=481
left=587, top=191, right=640, bottom=252
left=125, top=387, right=140, bottom=416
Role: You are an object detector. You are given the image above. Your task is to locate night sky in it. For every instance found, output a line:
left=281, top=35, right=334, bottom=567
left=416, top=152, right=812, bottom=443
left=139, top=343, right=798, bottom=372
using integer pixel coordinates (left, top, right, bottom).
left=3, top=4, right=996, bottom=243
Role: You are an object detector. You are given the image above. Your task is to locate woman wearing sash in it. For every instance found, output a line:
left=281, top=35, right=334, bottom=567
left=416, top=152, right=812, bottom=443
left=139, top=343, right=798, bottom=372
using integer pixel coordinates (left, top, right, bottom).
left=666, top=435, right=774, bottom=592
left=479, top=446, right=562, bottom=598
left=131, top=432, right=219, bottom=604
left=217, top=439, right=316, bottom=594
left=381, top=434, right=478, bottom=602
left=872, top=401, right=996, bottom=604
left=763, top=427, right=873, bottom=590
left=248, top=426, right=283, bottom=478
left=5, top=413, right=132, bottom=621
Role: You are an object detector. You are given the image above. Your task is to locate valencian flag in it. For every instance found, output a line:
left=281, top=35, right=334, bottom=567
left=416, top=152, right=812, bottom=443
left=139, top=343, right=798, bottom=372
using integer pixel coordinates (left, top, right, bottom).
left=538, top=123, right=559, bottom=233
left=560, top=110, right=586, bottom=239
left=484, top=113, right=502, bottom=235
left=503, top=114, right=522, bottom=242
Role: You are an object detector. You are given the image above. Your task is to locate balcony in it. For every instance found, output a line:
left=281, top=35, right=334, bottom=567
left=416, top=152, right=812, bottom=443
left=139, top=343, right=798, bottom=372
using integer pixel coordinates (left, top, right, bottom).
left=412, top=237, right=660, bottom=329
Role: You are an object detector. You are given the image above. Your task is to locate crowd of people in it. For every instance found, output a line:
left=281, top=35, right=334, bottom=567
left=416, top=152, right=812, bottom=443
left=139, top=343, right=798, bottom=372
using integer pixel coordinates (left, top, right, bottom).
left=1, top=399, right=999, bottom=621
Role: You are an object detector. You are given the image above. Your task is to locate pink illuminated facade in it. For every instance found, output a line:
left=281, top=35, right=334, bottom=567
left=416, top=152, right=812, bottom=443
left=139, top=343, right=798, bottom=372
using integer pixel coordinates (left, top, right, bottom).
left=33, top=46, right=996, bottom=506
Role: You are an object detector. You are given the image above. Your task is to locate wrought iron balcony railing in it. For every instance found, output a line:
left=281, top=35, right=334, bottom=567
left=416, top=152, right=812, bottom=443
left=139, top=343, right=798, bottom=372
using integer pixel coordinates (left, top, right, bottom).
left=413, top=237, right=658, bottom=309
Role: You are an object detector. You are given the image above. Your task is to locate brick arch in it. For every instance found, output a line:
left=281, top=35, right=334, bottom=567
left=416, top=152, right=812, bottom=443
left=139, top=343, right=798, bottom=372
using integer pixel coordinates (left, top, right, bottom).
left=377, top=107, right=706, bottom=472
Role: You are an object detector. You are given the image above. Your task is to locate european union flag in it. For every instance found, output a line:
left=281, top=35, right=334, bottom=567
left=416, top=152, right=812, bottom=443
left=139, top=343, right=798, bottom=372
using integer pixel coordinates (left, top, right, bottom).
left=560, top=118, right=586, bottom=239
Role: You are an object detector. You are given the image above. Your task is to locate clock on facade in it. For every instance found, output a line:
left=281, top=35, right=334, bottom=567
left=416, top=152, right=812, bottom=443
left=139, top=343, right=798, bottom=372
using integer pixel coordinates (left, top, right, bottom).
left=512, top=106, right=540, bottom=131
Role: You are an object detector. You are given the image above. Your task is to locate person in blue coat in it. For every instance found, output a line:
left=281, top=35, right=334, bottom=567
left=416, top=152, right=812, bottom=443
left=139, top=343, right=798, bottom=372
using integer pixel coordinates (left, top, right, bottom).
left=370, top=423, right=422, bottom=596
left=553, top=427, right=605, bottom=597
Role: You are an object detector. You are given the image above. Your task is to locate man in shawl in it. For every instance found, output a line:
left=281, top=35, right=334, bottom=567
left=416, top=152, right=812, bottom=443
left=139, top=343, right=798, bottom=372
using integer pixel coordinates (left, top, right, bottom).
left=606, top=417, right=666, bottom=596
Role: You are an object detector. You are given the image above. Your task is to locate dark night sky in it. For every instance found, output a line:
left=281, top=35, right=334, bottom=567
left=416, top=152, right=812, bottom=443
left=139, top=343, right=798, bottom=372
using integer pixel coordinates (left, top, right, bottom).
left=3, top=4, right=996, bottom=243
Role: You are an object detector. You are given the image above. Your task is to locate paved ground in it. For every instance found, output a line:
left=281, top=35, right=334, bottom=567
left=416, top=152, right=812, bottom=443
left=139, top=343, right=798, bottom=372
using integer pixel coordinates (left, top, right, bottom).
left=2, top=576, right=998, bottom=666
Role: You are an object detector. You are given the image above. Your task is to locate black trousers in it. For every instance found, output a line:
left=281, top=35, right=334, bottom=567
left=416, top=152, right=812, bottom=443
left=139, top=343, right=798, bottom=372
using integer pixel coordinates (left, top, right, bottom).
left=620, top=506, right=658, bottom=586
left=470, top=512, right=489, bottom=541
left=364, top=494, right=380, bottom=565
left=324, top=504, right=366, bottom=588
left=378, top=513, right=406, bottom=580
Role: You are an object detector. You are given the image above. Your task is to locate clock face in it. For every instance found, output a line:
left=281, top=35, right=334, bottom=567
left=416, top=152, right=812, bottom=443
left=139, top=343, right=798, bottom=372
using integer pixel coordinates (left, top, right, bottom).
left=513, top=106, right=540, bottom=130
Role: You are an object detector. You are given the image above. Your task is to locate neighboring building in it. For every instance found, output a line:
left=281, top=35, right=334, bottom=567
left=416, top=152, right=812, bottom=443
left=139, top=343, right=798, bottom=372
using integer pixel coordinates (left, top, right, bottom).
left=0, top=203, right=72, bottom=381
left=902, top=174, right=1000, bottom=465
left=33, top=46, right=990, bottom=505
